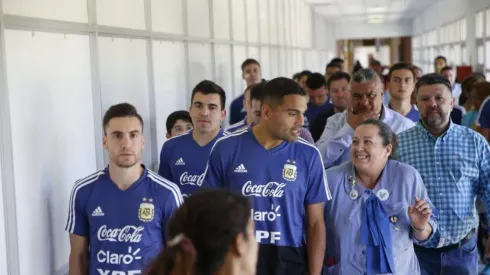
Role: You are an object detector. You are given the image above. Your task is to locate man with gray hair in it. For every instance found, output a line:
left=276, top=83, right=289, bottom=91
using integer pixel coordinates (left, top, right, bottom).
left=316, top=68, right=415, bottom=168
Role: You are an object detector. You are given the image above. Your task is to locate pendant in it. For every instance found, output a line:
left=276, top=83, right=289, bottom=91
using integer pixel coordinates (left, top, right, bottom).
left=349, top=189, right=359, bottom=200
left=376, top=189, right=389, bottom=201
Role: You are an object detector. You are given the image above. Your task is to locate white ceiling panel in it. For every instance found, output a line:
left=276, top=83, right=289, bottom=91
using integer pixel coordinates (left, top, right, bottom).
left=306, top=0, right=435, bottom=23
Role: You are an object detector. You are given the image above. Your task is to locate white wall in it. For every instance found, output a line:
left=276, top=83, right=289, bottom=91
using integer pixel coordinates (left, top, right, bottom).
left=335, top=20, right=413, bottom=40
left=0, top=0, right=336, bottom=275
left=412, top=0, right=490, bottom=69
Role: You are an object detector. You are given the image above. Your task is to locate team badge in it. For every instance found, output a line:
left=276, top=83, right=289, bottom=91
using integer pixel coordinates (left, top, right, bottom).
left=282, top=159, right=297, bottom=181
left=138, top=197, right=155, bottom=222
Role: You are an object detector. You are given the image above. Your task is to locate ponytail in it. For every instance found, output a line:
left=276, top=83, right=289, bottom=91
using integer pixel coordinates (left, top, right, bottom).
left=144, top=234, right=197, bottom=275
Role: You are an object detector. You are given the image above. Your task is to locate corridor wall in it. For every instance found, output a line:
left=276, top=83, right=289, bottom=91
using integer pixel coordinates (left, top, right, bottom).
left=0, top=0, right=336, bottom=274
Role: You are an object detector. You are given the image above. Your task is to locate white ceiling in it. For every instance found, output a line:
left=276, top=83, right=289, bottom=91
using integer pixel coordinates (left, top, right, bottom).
left=305, top=0, right=435, bottom=23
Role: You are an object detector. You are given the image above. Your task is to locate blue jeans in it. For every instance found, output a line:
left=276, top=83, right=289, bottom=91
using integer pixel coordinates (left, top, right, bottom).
left=414, top=233, right=479, bottom=275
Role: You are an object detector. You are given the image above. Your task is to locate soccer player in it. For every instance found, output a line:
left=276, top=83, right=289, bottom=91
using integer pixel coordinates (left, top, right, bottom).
left=165, top=110, right=192, bottom=138
left=203, top=77, right=331, bottom=275
left=226, top=82, right=264, bottom=133
left=65, top=103, right=183, bottom=275
left=158, top=80, right=227, bottom=198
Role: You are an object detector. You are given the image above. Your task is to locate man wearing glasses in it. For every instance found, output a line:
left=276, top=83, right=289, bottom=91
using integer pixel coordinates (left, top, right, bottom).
left=315, top=68, right=415, bottom=168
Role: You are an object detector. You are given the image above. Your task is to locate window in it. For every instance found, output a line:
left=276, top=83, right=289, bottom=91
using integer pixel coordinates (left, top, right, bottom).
left=476, top=11, right=484, bottom=38
left=486, top=41, right=490, bottom=69
left=479, top=45, right=485, bottom=65
left=487, top=8, right=490, bottom=36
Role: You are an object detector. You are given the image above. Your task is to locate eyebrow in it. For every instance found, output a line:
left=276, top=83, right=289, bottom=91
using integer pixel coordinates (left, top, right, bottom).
left=110, top=130, right=140, bottom=135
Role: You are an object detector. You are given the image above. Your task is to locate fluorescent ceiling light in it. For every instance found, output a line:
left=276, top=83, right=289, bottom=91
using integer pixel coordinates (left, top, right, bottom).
left=368, top=14, right=384, bottom=23
left=367, top=6, right=387, bottom=13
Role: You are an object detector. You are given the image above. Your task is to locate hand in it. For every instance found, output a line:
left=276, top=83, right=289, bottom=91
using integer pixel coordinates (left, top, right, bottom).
left=408, top=197, right=431, bottom=230
left=346, top=107, right=380, bottom=129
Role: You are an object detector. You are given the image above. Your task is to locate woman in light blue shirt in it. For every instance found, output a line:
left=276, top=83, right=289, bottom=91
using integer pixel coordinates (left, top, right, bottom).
left=323, top=119, right=438, bottom=275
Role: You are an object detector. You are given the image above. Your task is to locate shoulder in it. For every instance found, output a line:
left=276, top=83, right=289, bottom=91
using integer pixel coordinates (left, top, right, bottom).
left=70, top=170, right=106, bottom=199
left=162, top=130, right=192, bottom=148
left=386, top=108, right=416, bottom=130
left=146, top=170, right=184, bottom=205
left=326, top=111, right=346, bottom=128
left=453, top=124, right=488, bottom=143
left=225, top=121, right=247, bottom=133
left=387, top=159, right=418, bottom=175
left=231, top=95, right=244, bottom=106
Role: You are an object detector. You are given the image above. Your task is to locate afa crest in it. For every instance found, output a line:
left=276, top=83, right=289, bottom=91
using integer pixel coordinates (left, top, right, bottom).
left=282, top=159, right=297, bottom=181
left=138, top=197, right=155, bottom=222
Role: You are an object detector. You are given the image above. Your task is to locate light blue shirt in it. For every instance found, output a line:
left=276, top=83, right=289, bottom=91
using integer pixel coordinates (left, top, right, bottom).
left=324, top=160, right=438, bottom=275
left=397, top=122, right=490, bottom=248
left=316, top=106, right=415, bottom=168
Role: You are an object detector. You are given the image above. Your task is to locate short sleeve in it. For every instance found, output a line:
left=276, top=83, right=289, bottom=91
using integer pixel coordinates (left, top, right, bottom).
left=65, top=184, right=89, bottom=237
left=161, top=190, right=183, bottom=243
left=305, top=148, right=332, bottom=205
left=158, top=143, right=174, bottom=181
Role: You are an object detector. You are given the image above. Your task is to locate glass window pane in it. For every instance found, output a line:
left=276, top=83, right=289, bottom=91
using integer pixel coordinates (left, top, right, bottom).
left=462, top=46, right=467, bottom=64
left=487, top=9, right=490, bottom=36
left=477, top=11, right=484, bottom=38
left=486, top=41, right=490, bottom=69
left=461, top=19, right=466, bottom=41
left=479, top=45, right=485, bottom=65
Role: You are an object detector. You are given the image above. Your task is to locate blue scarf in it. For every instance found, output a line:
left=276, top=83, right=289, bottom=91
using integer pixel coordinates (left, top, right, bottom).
left=361, top=195, right=395, bottom=274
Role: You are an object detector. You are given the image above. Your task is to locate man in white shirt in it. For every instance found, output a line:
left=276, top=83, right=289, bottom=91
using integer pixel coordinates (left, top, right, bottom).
left=316, top=68, right=415, bottom=168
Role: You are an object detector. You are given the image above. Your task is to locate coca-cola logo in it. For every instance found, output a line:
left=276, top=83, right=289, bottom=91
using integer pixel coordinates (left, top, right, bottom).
left=179, top=172, right=205, bottom=186
left=242, top=181, right=286, bottom=197
left=97, top=225, right=144, bottom=243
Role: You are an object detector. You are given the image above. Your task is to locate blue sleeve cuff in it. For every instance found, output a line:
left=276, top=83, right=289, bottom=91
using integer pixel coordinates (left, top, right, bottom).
left=412, top=218, right=437, bottom=246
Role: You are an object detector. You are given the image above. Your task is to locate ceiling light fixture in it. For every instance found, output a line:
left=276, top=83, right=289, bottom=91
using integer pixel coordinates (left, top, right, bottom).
left=367, top=6, right=387, bottom=13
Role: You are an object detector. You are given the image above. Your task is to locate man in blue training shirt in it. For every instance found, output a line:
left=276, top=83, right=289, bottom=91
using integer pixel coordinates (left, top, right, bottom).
left=229, top=58, right=262, bottom=125
left=158, top=80, right=227, bottom=198
left=386, top=62, right=420, bottom=122
left=65, top=103, right=183, bottom=275
left=204, top=77, right=331, bottom=275
left=226, top=81, right=264, bottom=133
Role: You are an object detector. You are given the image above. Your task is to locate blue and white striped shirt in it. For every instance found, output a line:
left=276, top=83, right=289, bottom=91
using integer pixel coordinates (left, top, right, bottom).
left=397, top=122, right=490, bottom=248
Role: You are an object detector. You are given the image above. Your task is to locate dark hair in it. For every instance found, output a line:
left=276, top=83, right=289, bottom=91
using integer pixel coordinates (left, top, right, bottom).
left=191, top=80, right=226, bottom=110
left=327, top=71, right=351, bottom=90
left=166, top=111, right=192, bottom=134
left=305, top=73, right=326, bottom=90
left=434, top=56, right=447, bottom=63
left=330, top=57, right=344, bottom=64
left=388, top=62, right=416, bottom=80
left=357, top=119, right=398, bottom=159
left=472, top=82, right=490, bottom=103
left=369, top=59, right=381, bottom=67
left=144, top=189, right=251, bottom=275
left=460, top=74, right=486, bottom=105
left=414, top=73, right=452, bottom=95
left=261, top=77, right=307, bottom=108
left=440, top=66, right=453, bottom=74
left=250, top=81, right=267, bottom=102
left=292, top=72, right=301, bottom=81
left=102, top=103, right=144, bottom=135
left=326, top=62, right=342, bottom=71
left=241, top=58, right=260, bottom=71
left=298, top=70, right=312, bottom=80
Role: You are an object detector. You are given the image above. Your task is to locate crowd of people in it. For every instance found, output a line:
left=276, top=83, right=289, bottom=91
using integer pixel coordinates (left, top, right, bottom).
left=65, top=55, right=490, bottom=275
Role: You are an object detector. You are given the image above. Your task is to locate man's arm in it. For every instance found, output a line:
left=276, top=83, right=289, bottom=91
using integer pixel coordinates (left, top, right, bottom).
left=306, top=203, right=326, bottom=275
left=69, top=234, right=89, bottom=275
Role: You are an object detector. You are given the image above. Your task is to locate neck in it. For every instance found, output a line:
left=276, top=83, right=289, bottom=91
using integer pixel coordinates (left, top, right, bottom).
left=252, top=123, right=283, bottom=150
left=389, top=98, right=412, bottom=116
left=215, top=258, right=240, bottom=275
left=245, top=116, right=254, bottom=126
left=421, top=120, right=450, bottom=138
left=192, top=127, right=221, bottom=146
left=334, top=106, right=345, bottom=113
left=108, top=163, right=143, bottom=191
left=355, top=169, right=382, bottom=190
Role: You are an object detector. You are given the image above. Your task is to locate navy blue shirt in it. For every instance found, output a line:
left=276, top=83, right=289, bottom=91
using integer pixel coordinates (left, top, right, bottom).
left=229, top=94, right=246, bottom=125
left=305, top=102, right=333, bottom=129
left=158, top=129, right=226, bottom=198
left=203, top=129, right=331, bottom=247
left=65, top=167, right=183, bottom=275
left=388, top=104, right=419, bottom=123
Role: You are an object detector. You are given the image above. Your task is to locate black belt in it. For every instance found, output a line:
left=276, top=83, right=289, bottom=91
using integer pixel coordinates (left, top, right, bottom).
left=414, top=228, right=475, bottom=253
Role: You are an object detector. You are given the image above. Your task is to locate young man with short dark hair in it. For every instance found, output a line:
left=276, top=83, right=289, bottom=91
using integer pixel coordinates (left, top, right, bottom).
left=66, top=103, right=183, bottom=275
left=204, top=77, right=330, bottom=275
left=304, top=72, right=333, bottom=129
left=386, top=62, right=419, bottom=122
left=229, top=58, right=262, bottom=125
left=158, top=80, right=227, bottom=198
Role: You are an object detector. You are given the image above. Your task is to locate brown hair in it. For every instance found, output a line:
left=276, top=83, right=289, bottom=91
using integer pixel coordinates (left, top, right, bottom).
left=144, top=189, right=251, bottom=275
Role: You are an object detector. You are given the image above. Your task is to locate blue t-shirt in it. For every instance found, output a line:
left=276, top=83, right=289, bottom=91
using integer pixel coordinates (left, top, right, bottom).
left=305, top=101, right=333, bottom=129
left=158, top=129, right=226, bottom=198
left=203, top=129, right=331, bottom=247
left=388, top=104, right=419, bottom=122
left=65, top=166, right=183, bottom=275
left=477, top=96, right=490, bottom=128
